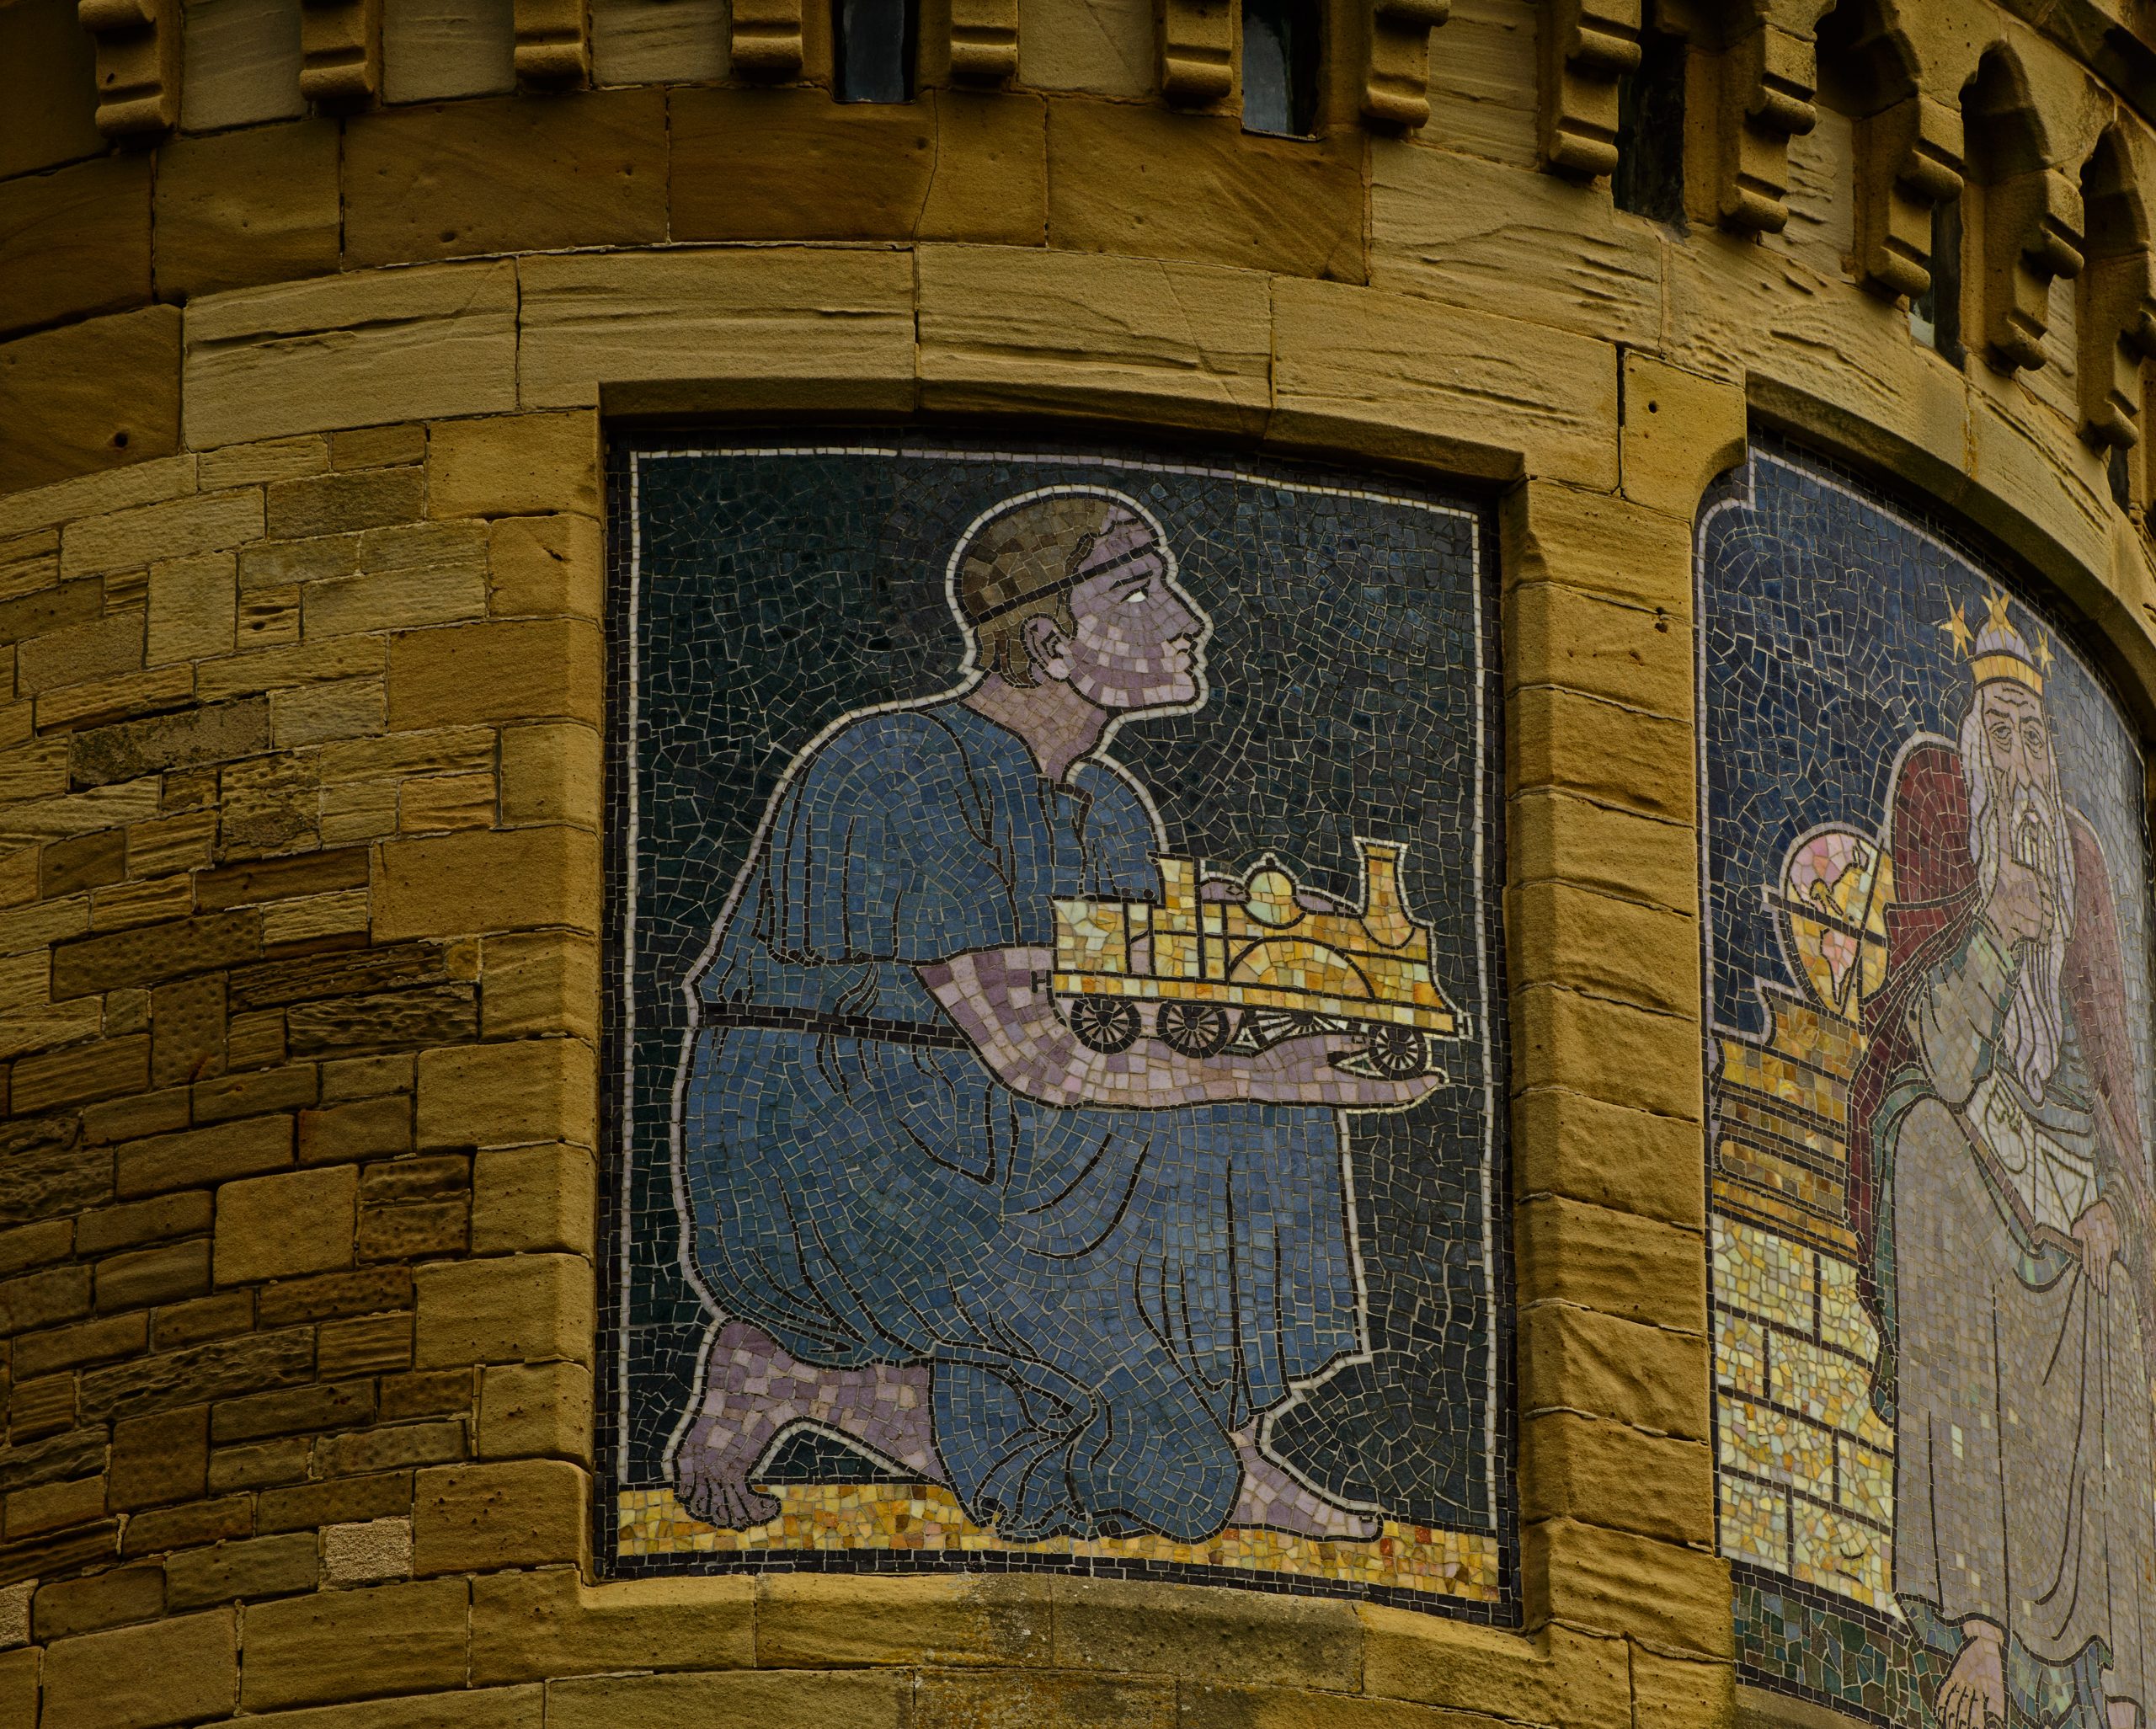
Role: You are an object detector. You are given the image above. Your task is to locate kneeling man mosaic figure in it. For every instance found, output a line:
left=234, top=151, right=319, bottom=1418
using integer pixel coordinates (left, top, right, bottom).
left=1854, top=599, right=2156, bottom=1729
left=670, top=488, right=1446, bottom=1544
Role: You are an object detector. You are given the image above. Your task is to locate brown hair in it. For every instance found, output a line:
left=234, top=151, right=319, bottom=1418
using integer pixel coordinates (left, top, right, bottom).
left=954, top=493, right=1143, bottom=689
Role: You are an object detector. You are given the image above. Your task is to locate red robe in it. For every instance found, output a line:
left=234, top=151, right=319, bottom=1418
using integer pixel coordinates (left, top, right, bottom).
left=1847, top=740, right=2153, bottom=1341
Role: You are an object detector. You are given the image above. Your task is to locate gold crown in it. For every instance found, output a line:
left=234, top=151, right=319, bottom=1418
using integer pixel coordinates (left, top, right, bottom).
left=1939, top=590, right=2052, bottom=695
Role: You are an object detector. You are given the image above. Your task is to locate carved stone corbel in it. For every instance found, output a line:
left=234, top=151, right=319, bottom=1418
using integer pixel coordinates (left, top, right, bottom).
left=1982, top=167, right=2083, bottom=373
left=947, top=0, right=1020, bottom=84
left=1854, top=93, right=1962, bottom=300
left=733, top=0, right=805, bottom=77
left=1363, top=0, right=1449, bottom=129
left=1539, top=0, right=1640, bottom=178
left=77, top=0, right=177, bottom=136
left=2079, top=244, right=2156, bottom=446
left=1705, top=21, right=1817, bottom=232
left=515, top=0, right=590, bottom=82
left=299, top=0, right=381, bottom=106
left=1158, top=0, right=1233, bottom=104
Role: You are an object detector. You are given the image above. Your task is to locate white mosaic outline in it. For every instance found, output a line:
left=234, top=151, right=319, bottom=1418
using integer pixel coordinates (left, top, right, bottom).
left=619, top=442, right=1502, bottom=1546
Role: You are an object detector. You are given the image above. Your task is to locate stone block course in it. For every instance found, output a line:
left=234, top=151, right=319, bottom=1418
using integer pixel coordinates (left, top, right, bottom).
left=213, top=1163, right=358, bottom=1285
left=241, top=1574, right=470, bottom=1710
left=426, top=413, right=599, bottom=520
left=152, top=121, right=342, bottom=302
left=0, top=153, right=152, bottom=340
left=412, top=1457, right=584, bottom=1572
left=39, top=1605, right=235, bottom=1729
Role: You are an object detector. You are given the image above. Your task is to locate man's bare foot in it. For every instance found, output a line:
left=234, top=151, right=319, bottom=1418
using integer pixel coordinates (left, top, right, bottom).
left=670, top=1319, right=944, bottom=1530
left=1933, top=1621, right=2005, bottom=1729
left=1228, top=1429, right=1380, bottom=1540
left=2106, top=1697, right=2140, bottom=1729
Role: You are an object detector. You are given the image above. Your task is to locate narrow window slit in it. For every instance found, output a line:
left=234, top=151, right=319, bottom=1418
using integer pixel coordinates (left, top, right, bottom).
left=1241, top=0, right=1320, bottom=138
left=834, top=0, right=915, bottom=102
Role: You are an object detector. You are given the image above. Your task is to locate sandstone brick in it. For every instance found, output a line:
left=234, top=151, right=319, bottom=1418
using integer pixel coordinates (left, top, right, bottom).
left=0, top=1218, right=71, bottom=1278
left=198, top=848, right=370, bottom=911
left=322, top=1514, right=414, bottom=1586
left=1048, top=104, right=1362, bottom=281
left=1179, top=1684, right=1503, bottom=1728
left=164, top=1530, right=318, bottom=1609
left=77, top=1188, right=213, bottom=1256
left=256, top=1470, right=414, bottom=1534
left=478, top=1359, right=590, bottom=1463
left=269, top=679, right=386, bottom=750
left=1049, top=1577, right=1357, bottom=1688
left=300, top=1095, right=414, bottom=1165
left=59, top=487, right=264, bottom=583
left=258, top=1265, right=411, bottom=1326
left=1515, top=1195, right=1705, bottom=1332
left=1510, top=787, right=1696, bottom=918
left=0, top=1118, right=104, bottom=1225
left=427, top=413, right=599, bottom=520
left=414, top=1253, right=592, bottom=1369
left=320, top=1418, right=467, bottom=1476
left=1513, top=983, right=1701, bottom=1121
left=547, top=1671, right=909, bottom=1729
left=412, top=1458, right=584, bottom=1574
left=345, top=91, right=667, bottom=269
left=1508, top=578, right=1693, bottom=719
left=51, top=908, right=259, bottom=997
left=918, top=245, right=1270, bottom=432
left=399, top=774, right=496, bottom=835
left=119, top=1496, right=251, bottom=1557
left=917, top=1668, right=1175, bottom=1726
left=90, top=874, right=195, bottom=933
left=1621, top=352, right=1748, bottom=519
left=1523, top=1517, right=1732, bottom=1656
left=1512, top=1086, right=1702, bottom=1227
left=146, top=550, right=237, bottom=667
left=749, top=1571, right=1049, bottom=1671
left=1510, top=686, right=1694, bottom=824
left=0, top=1429, right=104, bottom=1497
left=0, top=153, right=151, bottom=339
left=10, top=1033, right=148, bottom=1114
left=0, top=450, right=194, bottom=546
left=303, top=559, right=491, bottom=640
left=1521, top=1410, right=1714, bottom=1545
left=16, top=606, right=143, bottom=695
left=0, top=1645, right=30, bottom=1722
left=377, top=827, right=599, bottom=946
left=241, top=1575, right=469, bottom=1710
left=360, top=1154, right=467, bottom=1203
left=334, top=424, right=428, bottom=469
left=417, top=1039, right=596, bottom=1150
left=0, top=0, right=100, bottom=179
left=0, top=996, right=101, bottom=1063
left=218, top=753, right=321, bottom=858
left=198, top=435, right=331, bottom=491
left=35, top=666, right=197, bottom=734
left=387, top=617, right=601, bottom=732
left=470, top=1143, right=593, bottom=1257
left=115, top=1115, right=292, bottom=1198
left=42, top=834, right=123, bottom=907
left=154, top=116, right=341, bottom=301
left=40, top=1606, right=235, bottom=1729
left=1630, top=1646, right=1739, bottom=1729
left=213, top=1164, right=356, bottom=1285
left=15, top=1310, right=147, bottom=1379
left=5, top=1471, right=105, bottom=1538
left=497, top=723, right=600, bottom=830
left=515, top=248, right=914, bottom=415
left=68, top=698, right=271, bottom=790
left=95, top=1238, right=210, bottom=1311
left=125, top=808, right=219, bottom=878
left=193, top=1061, right=318, bottom=1123
left=152, top=1289, right=255, bottom=1349
left=269, top=467, right=428, bottom=541
left=8, top=1374, right=77, bottom=1438
left=110, top=1401, right=206, bottom=1514
left=208, top=1434, right=309, bottom=1493
left=78, top=1325, right=313, bottom=1422
left=0, top=782, right=161, bottom=851
left=479, top=931, right=598, bottom=1043
left=488, top=513, right=601, bottom=618
left=319, top=1309, right=414, bottom=1379
left=1507, top=879, right=1696, bottom=1019
left=381, top=1368, right=473, bottom=1422
left=211, top=1376, right=372, bottom=1444
left=1519, top=1301, right=1707, bottom=1441
left=1360, top=1617, right=1624, bottom=1724
left=183, top=260, right=520, bottom=447
left=32, top=1560, right=162, bottom=1639
left=672, top=88, right=1046, bottom=247
left=0, top=1262, right=89, bottom=1335
left=239, top=531, right=361, bottom=589
left=0, top=573, right=99, bottom=647
left=195, top=635, right=384, bottom=703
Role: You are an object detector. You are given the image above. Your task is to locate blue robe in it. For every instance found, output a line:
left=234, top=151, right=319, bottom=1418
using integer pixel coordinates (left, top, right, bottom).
left=679, top=698, right=1358, bottom=1542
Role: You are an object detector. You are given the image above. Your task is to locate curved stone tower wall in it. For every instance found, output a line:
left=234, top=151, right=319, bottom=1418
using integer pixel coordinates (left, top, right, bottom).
left=0, top=0, right=2152, bottom=1720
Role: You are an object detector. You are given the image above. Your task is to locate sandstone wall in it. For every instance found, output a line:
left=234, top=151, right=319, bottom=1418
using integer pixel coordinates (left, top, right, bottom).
left=0, top=0, right=2152, bottom=1719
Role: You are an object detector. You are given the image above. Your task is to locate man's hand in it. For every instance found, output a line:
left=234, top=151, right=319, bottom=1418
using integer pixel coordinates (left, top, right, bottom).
left=1984, top=857, right=2052, bottom=948
left=2073, top=1198, right=2123, bottom=1294
left=920, top=946, right=1446, bottom=1113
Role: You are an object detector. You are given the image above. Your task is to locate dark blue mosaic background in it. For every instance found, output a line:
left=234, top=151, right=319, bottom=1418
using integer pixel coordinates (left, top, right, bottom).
left=599, top=435, right=1512, bottom=1609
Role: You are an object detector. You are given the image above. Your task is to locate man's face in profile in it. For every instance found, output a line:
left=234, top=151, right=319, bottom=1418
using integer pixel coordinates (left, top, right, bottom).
left=1056, top=519, right=1208, bottom=712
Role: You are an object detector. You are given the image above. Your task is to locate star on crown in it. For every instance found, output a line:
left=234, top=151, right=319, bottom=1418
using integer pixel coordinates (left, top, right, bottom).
left=1940, top=587, right=2048, bottom=695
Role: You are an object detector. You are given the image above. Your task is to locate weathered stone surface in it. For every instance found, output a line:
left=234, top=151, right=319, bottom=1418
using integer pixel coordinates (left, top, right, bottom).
left=488, top=513, right=601, bottom=618
left=32, top=1561, right=163, bottom=1641
left=321, top=1515, right=414, bottom=1586
left=1522, top=1410, right=1714, bottom=1545
left=164, top=1531, right=319, bottom=1609
left=917, top=247, right=1270, bottom=432
left=61, top=486, right=264, bottom=581
left=756, top=1572, right=1052, bottom=1671
left=471, top=1568, right=755, bottom=1684
left=1017, top=0, right=1151, bottom=93
left=1515, top=1194, right=1705, bottom=1332
left=515, top=248, right=914, bottom=414
left=0, top=1429, right=106, bottom=1497
left=386, top=618, right=601, bottom=734
left=299, top=1095, right=414, bottom=1166
left=68, top=699, right=270, bottom=790
left=416, top=1038, right=595, bottom=1150
left=545, top=1670, right=910, bottom=1729
left=269, top=467, right=427, bottom=541
left=498, top=724, right=598, bottom=829
left=478, top=1359, right=590, bottom=1463
left=198, top=435, right=329, bottom=490
left=228, top=940, right=448, bottom=1010
left=1509, top=787, right=1695, bottom=921
left=77, top=1189, right=212, bottom=1256
left=17, top=608, right=143, bottom=695
left=672, top=89, right=1046, bottom=246
left=184, top=261, right=520, bottom=446
left=479, top=931, right=596, bottom=1043
left=1508, top=578, right=1692, bottom=720
left=52, top=910, right=259, bottom=997
left=1050, top=1577, right=1359, bottom=1689
left=318, top=1310, right=414, bottom=1378
left=241, top=1576, right=470, bottom=1710
left=256, top=1264, right=410, bottom=1326
left=917, top=1668, right=1176, bottom=1726
left=1636, top=1649, right=1740, bottom=1729
left=1180, top=1684, right=1509, bottom=1728
left=1519, top=1300, right=1708, bottom=1441
left=211, top=1378, right=372, bottom=1444
left=345, top=91, right=666, bottom=269
left=40, top=1607, right=236, bottom=1729
left=79, top=1326, right=313, bottom=1421
left=414, top=1253, right=592, bottom=1369
left=94, top=1239, right=210, bottom=1312
left=426, top=413, right=596, bottom=519
left=146, top=550, right=237, bottom=668
left=1049, top=105, right=1364, bottom=282
left=1620, top=353, right=1748, bottom=519
left=412, top=1458, right=584, bottom=1573
left=0, top=303, right=181, bottom=489
left=114, top=1114, right=291, bottom=1199
left=11, top=1034, right=149, bottom=1115
left=1506, top=880, right=1697, bottom=1020
left=153, top=120, right=341, bottom=302
left=255, top=1470, right=414, bottom=1534
left=0, top=0, right=103, bottom=181
left=377, top=827, right=600, bottom=940
left=109, top=1404, right=207, bottom=1510
left=469, top=1143, right=590, bottom=1257
left=318, top=1418, right=467, bottom=1476
left=0, top=154, right=152, bottom=339
left=0, top=1120, right=103, bottom=1225
left=1514, top=981, right=1702, bottom=1122
left=213, top=1164, right=357, bottom=1285
left=1524, top=1518, right=1732, bottom=1657
left=193, top=1063, right=318, bottom=1124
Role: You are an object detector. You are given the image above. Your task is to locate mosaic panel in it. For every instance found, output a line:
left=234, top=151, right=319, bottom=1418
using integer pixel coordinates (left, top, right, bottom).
left=600, top=435, right=1513, bottom=1613
left=1700, top=444, right=2156, bottom=1727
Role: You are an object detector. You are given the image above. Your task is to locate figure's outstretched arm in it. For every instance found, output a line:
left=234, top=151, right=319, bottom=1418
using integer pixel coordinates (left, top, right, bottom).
left=919, top=947, right=1444, bottom=1112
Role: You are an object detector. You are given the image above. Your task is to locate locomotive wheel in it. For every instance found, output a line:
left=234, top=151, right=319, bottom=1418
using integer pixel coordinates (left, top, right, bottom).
left=1358, top=1024, right=1429, bottom=1079
left=1157, top=1001, right=1234, bottom=1058
left=1068, top=995, right=1141, bottom=1054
